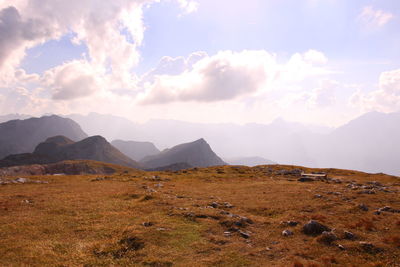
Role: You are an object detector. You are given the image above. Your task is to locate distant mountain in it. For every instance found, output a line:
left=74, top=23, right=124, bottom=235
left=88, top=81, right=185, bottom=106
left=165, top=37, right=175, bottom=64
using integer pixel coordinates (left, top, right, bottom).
left=0, top=115, right=88, bottom=159
left=111, top=140, right=160, bottom=161
left=0, top=114, right=30, bottom=123
left=310, top=111, right=400, bottom=175
left=140, top=138, right=226, bottom=169
left=0, top=135, right=141, bottom=169
left=225, top=156, right=276, bottom=167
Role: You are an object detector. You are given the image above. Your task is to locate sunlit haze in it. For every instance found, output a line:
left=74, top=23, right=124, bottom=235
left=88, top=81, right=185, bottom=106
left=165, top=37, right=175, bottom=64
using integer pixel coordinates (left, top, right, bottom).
left=1, top=0, right=399, bottom=126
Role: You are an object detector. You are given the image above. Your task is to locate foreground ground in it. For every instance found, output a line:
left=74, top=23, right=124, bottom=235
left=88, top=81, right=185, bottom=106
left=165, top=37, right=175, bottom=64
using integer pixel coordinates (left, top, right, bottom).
left=0, top=164, right=399, bottom=266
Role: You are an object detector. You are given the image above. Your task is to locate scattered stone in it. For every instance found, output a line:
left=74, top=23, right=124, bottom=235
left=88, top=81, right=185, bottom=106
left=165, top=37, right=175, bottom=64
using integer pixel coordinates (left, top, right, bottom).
left=376, top=206, right=400, bottom=214
left=344, top=231, right=355, bottom=240
left=21, top=199, right=33, bottom=204
left=358, top=203, right=369, bottom=211
left=317, top=231, right=338, bottom=244
left=359, top=242, right=383, bottom=254
left=239, top=230, right=251, bottom=239
left=224, top=231, right=232, bottom=236
left=298, top=177, right=315, bottom=182
left=209, top=202, right=234, bottom=209
left=142, top=222, right=154, bottom=227
left=154, top=183, right=164, bottom=188
left=303, top=220, right=331, bottom=236
left=367, top=181, right=383, bottom=187
left=15, top=177, right=28, bottom=183
left=277, top=169, right=302, bottom=176
left=337, top=244, right=345, bottom=250
left=280, top=220, right=299, bottom=227
left=156, top=227, right=167, bottom=231
left=314, top=194, right=323, bottom=198
left=282, top=229, right=293, bottom=237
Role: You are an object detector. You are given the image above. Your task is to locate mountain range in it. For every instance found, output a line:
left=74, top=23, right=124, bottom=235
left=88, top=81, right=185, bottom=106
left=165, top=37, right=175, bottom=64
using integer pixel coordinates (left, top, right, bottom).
left=0, top=115, right=87, bottom=159
left=0, top=135, right=141, bottom=169
left=64, top=111, right=400, bottom=175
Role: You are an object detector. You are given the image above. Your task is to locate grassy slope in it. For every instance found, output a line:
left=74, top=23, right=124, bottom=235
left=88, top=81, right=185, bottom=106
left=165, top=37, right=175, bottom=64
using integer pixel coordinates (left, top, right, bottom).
left=0, top=165, right=399, bottom=266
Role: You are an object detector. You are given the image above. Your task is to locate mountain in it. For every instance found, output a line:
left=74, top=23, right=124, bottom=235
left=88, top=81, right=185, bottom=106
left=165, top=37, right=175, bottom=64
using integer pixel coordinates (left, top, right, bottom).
left=225, top=156, right=277, bottom=167
left=0, top=114, right=30, bottom=123
left=0, top=115, right=88, bottom=159
left=140, top=138, right=226, bottom=169
left=310, top=111, right=400, bottom=175
left=0, top=135, right=141, bottom=169
left=111, top=140, right=160, bottom=161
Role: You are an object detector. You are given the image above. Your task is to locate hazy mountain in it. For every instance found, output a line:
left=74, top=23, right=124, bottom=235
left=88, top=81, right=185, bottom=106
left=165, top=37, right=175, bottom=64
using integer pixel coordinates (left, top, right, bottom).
left=0, top=135, right=141, bottom=169
left=225, top=156, right=277, bottom=167
left=140, top=138, right=226, bottom=169
left=111, top=140, right=160, bottom=161
left=0, top=115, right=88, bottom=159
left=0, top=114, right=30, bottom=123
left=309, top=111, right=400, bottom=175
left=66, top=113, right=143, bottom=141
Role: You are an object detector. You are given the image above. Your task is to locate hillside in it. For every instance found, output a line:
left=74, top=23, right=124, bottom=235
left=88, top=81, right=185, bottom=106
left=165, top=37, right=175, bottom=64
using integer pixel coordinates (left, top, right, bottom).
left=140, top=138, right=226, bottom=169
left=0, top=115, right=88, bottom=159
left=111, top=140, right=160, bottom=161
left=0, top=135, right=141, bottom=169
left=0, top=165, right=398, bottom=266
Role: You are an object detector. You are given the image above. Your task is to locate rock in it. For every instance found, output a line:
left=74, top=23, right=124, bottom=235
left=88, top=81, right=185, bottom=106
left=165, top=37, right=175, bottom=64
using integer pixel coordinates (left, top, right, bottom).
left=142, top=222, right=154, bottom=227
left=302, top=220, right=331, bottom=236
left=277, top=169, right=302, bottom=176
left=239, top=230, right=251, bottom=239
left=298, top=177, right=315, bottom=182
left=208, top=202, right=234, bottom=209
left=337, top=244, right=345, bottom=250
left=15, top=177, right=28, bottom=183
left=317, top=231, right=337, bottom=244
left=358, top=203, right=369, bottom=211
left=314, top=194, right=323, bottom=198
left=344, top=231, right=355, bottom=240
left=280, top=220, right=299, bottom=227
left=359, top=242, right=383, bottom=254
left=282, top=230, right=293, bottom=236
left=377, top=206, right=400, bottom=213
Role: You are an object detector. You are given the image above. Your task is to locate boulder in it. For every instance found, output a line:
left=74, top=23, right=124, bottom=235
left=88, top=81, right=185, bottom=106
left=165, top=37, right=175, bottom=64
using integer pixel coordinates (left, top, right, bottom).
left=302, top=220, right=331, bottom=236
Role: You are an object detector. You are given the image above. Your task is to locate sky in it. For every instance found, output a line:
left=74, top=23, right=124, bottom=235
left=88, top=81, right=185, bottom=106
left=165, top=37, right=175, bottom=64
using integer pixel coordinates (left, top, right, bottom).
left=0, top=0, right=399, bottom=126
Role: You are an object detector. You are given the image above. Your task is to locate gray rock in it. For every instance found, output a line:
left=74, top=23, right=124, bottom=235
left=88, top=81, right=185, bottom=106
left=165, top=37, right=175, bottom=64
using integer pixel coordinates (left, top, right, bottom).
left=358, top=203, right=369, bottom=211
left=302, top=220, right=331, bottom=236
left=282, top=229, right=294, bottom=236
left=344, top=231, right=355, bottom=240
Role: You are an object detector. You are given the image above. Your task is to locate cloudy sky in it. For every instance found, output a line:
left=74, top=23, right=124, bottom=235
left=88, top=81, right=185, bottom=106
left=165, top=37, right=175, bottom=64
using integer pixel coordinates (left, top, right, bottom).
left=0, top=0, right=399, bottom=126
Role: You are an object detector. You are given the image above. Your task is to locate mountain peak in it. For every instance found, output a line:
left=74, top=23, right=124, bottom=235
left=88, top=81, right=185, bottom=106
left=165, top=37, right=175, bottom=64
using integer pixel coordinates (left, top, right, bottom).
left=140, top=138, right=226, bottom=169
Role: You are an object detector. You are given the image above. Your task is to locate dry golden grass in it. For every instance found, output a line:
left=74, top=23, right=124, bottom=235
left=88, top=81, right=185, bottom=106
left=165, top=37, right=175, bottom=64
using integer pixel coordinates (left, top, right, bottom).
left=0, top=164, right=399, bottom=266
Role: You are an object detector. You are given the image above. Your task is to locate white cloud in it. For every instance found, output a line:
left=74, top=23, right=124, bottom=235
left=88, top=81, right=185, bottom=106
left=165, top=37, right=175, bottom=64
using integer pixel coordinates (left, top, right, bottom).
left=42, top=60, right=103, bottom=100
left=350, top=68, right=400, bottom=112
left=139, top=49, right=331, bottom=104
left=175, top=0, right=199, bottom=14
left=358, top=6, right=394, bottom=29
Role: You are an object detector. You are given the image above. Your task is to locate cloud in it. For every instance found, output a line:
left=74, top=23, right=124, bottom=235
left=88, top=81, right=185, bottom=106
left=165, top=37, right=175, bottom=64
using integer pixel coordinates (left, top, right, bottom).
left=0, top=6, right=59, bottom=83
left=41, top=60, right=103, bottom=100
left=175, top=0, right=199, bottom=14
left=350, top=68, right=400, bottom=112
left=358, top=6, right=394, bottom=29
left=139, top=50, right=331, bottom=104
